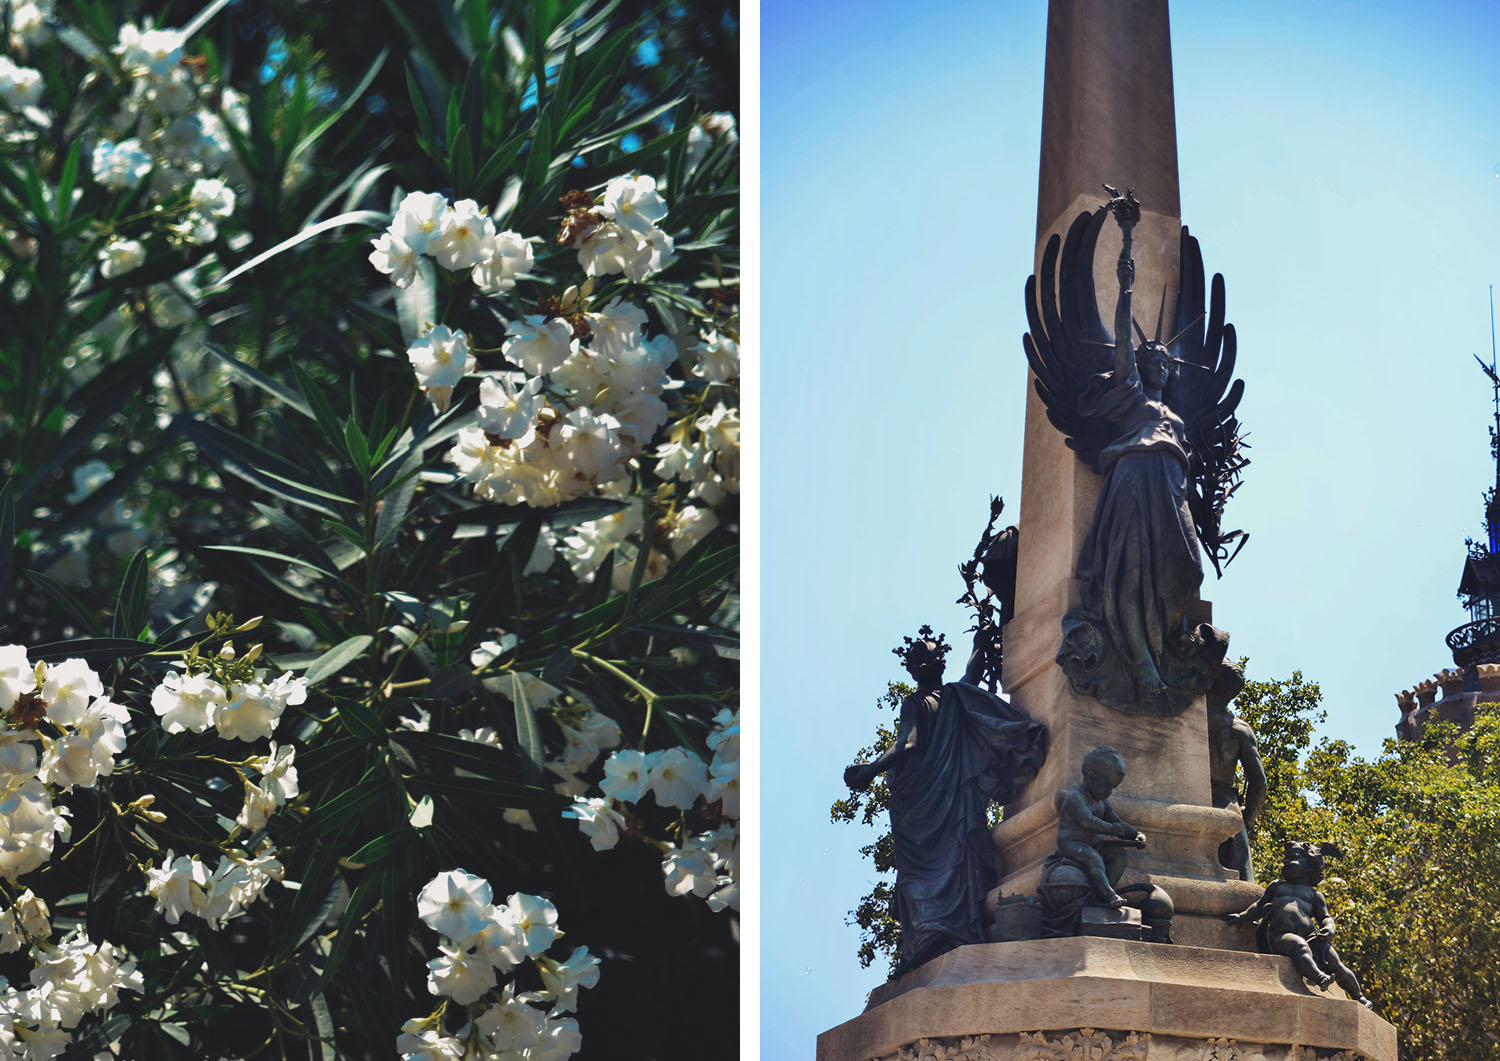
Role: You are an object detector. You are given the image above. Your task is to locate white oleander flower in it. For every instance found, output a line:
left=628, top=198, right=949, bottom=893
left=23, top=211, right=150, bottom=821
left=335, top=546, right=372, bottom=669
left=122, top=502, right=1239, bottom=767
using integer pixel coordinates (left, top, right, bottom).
left=647, top=747, right=710, bottom=810
left=151, top=671, right=227, bottom=733
left=407, top=325, right=475, bottom=390
left=587, top=298, right=648, bottom=359
left=116, top=24, right=185, bottom=78
left=98, top=238, right=147, bottom=279
left=686, top=111, right=738, bottom=168
left=473, top=985, right=547, bottom=1053
left=0, top=57, right=43, bottom=109
left=390, top=191, right=449, bottom=254
left=0, top=646, right=35, bottom=712
left=599, top=749, right=651, bottom=803
left=537, top=945, right=601, bottom=1013
left=504, top=316, right=577, bottom=376
left=417, top=869, right=493, bottom=941
left=428, top=198, right=495, bottom=271
left=496, top=892, right=559, bottom=959
left=561, top=796, right=625, bottom=851
left=691, top=330, right=739, bottom=382
left=599, top=175, right=668, bottom=242
left=369, top=231, right=418, bottom=288
left=38, top=697, right=128, bottom=790
left=213, top=674, right=305, bottom=742
left=662, top=842, right=719, bottom=899
left=426, top=943, right=496, bottom=1004
left=528, top=1015, right=584, bottom=1061
left=189, top=177, right=236, bottom=218
left=0, top=890, right=49, bottom=953
left=91, top=140, right=152, bottom=190
left=470, top=229, right=534, bottom=293
left=476, top=375, right=544, bottom=440
left=39, top=658, right=102, bottom=726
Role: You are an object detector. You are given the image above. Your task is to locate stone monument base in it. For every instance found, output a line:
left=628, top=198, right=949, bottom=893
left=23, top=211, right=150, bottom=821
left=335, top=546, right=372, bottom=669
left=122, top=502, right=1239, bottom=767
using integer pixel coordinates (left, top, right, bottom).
left=816, top=938, right=1397, bottom=1061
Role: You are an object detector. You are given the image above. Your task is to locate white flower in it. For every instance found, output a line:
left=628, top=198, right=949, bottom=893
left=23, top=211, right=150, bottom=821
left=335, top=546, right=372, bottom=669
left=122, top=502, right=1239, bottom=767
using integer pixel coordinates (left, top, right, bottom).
left=396, top=1024, right=464, bottom=1061
left=476, top=375, right=544, bottom=440
left=599, top=175, right=668, bottom=241
left=0, top=646, right=35, bottom=713
left=587, top=298, right=648, bottom=359
left=407, top=325, right=475, bottom=390
left=369, top=231, right=418, bottom=288
left=38, top=697, right=128, bottom=790
left=537, top=945, right=600, bottom=1013
left=116, top=24, right=185, bottom=77
left=686, top=111, right=738, bottom=167
left=692, top=330, right=739, bottom=382
left=0, top=57, right=43, bottom=109
left=256, top=743, right=299, bottom=802
left=417, top=869, right=493, bottom=941
left=426, top=943, right=495, bottom=1004
left=145, top=851, right=200, bottom=925
left=390, top=191, right=449, bottom=254
left=189, top=178, right=236, bottom=218
left=622, top=226, right=675, bottom=282
left=98, top=238, right=146, bottom=279
left=528, top=1015, right=584, bottom=1061
left=558, top=710, right=621, bottom=771
left=496, top=892, right=559, bottom=958
left=557, top=407, right=626, bottom=483
left=504, top=316, right=577, bottom=376
left=91, top=140, right=153, bottom=190
left=228, top=849, right=284, bottom=909
left=473, top=986, right=546, bottom=1052
left=575, top=221, right=633, bottom=278
left=561, top=796, right=625, bottom=851
left=662, top=842, right=719, bottom=898
left=599, top=749, right=651, bottom=803
left=470, top=230, right=534, bottom=293
left=39, top=658, right=102, bottom=727
left=213, top=674, right=305, bottom=742
left=151, top=671, right=227, bottom=733
left=0, top=890, right=49, bottom=953
left=647, top=747, right=710, bottom=809
left=236, top=778, right=277, bottom=831
left=427, top=198, right=495, bottom=271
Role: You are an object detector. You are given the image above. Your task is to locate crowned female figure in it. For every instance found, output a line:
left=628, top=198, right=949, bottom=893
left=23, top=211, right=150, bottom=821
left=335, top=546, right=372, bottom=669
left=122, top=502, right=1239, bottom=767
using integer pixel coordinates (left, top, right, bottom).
left=844, top=624, right=1048, bottom=974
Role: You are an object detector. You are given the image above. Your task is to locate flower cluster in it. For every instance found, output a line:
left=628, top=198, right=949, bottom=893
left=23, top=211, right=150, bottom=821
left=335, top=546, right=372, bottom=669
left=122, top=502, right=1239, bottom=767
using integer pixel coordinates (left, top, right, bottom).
left=370, top=191, right=534, bottom=293
left=399, top=871, right=597, bottom=1060
left=150, top=662, right=309, bottom=742
left=0, top=930, right=143, bottom=1054
left=447, top=291, right=678, bottom=506
left=557, top=176, right=675, bottom=282
left=0, top=649, right=135, bottom=877
left=88, top=21, right=248, bottom=242
left=564, top=706, right=739, bottom=913
left=145, top=847, right=284, bottom=929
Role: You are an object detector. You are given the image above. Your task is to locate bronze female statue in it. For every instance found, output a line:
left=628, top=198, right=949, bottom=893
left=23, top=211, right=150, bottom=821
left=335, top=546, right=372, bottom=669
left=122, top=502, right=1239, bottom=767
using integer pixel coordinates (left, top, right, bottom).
left=844, top=624, right=1048, bottom=974
left=1024, top=187, right=1247, bottom=715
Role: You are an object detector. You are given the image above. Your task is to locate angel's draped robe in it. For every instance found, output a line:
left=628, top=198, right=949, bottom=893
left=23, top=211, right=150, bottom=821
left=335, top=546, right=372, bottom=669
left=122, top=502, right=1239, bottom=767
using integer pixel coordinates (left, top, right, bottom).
left=887, top=681, right=1048, bottom=973
left=1056, top=371, right=1228, bottom=716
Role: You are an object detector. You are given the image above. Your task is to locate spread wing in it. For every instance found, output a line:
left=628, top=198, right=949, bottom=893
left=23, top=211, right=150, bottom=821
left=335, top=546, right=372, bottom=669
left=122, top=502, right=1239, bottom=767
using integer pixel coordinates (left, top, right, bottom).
left=1169, top=226, right=1250, bottom=576
left=1022, top=208, right=1117, bottom=469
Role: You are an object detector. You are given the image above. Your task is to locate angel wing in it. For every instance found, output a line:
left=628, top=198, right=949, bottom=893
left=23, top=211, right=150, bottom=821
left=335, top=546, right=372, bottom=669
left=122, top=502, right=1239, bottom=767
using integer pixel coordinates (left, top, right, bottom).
left=1022, top=208, right=1117, bottom=469
left=1168, top=226, right=1250, bottom=577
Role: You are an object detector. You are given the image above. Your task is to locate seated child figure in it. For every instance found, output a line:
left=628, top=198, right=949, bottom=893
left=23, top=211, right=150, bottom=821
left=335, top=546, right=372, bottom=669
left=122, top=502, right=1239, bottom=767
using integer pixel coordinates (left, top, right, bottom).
left=1225, top=841, right=1372, bottom=1008
left=1054, top=746, right=1147, bottom=908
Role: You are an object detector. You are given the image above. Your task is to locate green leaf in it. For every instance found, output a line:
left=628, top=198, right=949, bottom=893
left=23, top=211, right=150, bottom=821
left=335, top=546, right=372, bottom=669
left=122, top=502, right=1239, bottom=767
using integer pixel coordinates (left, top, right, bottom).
left=289, top=48, right=390, bottom=170
left=53, top=142, right=81, bottom=227
left=342, top=417, right=371, bottom=477
left=209, top=211, right=385, bottom=289
left=29, top=638, right=156, bottom=663
left=306, top=634, right=375, bottom=685
left=113, top=547, right=151, bottom=639
left=23, top=571, right=99, bottom=635
left=511, top=672, right=543, bottom=785
left=206, top=345, right=314, bottom=419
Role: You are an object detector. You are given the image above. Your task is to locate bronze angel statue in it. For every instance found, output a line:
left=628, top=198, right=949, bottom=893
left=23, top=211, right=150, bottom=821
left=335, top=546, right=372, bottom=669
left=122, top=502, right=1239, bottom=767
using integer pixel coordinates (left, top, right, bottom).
left=1023, top=187, right=1249, bottom=717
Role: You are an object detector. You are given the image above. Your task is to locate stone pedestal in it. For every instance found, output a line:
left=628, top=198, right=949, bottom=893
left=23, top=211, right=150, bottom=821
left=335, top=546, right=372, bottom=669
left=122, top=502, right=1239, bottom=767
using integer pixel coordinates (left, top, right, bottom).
left=816, top=939, right=1398, bottom=1061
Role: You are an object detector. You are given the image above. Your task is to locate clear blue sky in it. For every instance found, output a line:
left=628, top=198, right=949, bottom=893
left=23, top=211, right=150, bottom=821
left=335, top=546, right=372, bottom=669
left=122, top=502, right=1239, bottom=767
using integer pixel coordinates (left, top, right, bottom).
left=761, top=0, right=1500, bottom=1056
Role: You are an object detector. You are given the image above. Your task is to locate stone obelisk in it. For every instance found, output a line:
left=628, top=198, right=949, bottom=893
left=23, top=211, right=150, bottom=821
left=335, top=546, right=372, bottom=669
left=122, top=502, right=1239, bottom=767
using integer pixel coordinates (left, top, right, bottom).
left=993, top=0, right=1255, bottom=947
left=818, top=3, right=1397, bottom=1058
